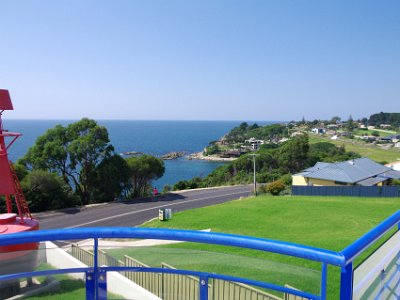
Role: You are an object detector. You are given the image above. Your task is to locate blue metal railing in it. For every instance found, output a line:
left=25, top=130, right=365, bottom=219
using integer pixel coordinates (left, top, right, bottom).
left=0, top=210, right=399, bottom=299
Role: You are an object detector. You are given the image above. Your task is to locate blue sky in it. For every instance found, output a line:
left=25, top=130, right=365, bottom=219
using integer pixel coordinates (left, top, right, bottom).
left=1, top=1, right=399, bottom=121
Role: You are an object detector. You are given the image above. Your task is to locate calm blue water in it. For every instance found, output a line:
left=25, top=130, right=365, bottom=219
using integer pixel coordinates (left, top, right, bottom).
left=3, top=120, right=274, bottom=189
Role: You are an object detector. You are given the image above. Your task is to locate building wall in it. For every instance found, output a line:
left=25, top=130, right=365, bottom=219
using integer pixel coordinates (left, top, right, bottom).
left=308, top=178, right=341, bottom=186
left=292, top=175, right=350, bottom=186
left=292, top=175, right=308, bottom=186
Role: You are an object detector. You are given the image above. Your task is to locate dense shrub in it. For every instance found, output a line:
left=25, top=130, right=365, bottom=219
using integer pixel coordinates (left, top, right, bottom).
left=257, top=184, right=267, bottom=194
left=279, top=174, right=293, bottom=186
left=21, top=170, right=79, bottom=212
left=266, top=180, right=286, bottom=196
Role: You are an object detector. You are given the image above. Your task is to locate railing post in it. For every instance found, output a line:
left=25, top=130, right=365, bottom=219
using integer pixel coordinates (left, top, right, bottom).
left=199, top=275, right=209, bottom=300
left=94, top=238, right=99, bottom=300
left=320, top=263, right=327, bottom=300
left=86, top=269, right=95, bottom=300
left=340, top=262, right=353, bottom=300
left=98, top=268, right=107, bottom=300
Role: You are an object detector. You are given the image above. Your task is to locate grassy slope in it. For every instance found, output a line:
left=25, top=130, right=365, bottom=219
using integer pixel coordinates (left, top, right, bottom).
left=309, top=134, right=400, bottom=162
left=129, top=195, right=400, bottom=298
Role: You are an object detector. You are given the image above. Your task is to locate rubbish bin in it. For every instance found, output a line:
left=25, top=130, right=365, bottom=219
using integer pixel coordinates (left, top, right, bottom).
left=159, top=208, right=172, bottom=221
left=165, top=208, right=172, bottom=220
left=159, top=209, right=165, bottom=221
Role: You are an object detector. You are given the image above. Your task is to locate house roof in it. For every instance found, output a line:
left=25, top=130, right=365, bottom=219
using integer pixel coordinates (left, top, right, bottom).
left=382, top=134, right=400, bottom=140
left=357, top=177, right=387, bottom=186
left=295, top=157, right=400, bottom=185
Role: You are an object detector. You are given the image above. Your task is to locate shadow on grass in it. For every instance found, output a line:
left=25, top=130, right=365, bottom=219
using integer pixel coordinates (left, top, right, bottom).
left=30, top=278, right=84, bottom=299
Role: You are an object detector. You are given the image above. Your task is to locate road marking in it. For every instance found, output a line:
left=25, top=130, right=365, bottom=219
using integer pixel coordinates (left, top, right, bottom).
left=65, top=190, right=250, bottom=228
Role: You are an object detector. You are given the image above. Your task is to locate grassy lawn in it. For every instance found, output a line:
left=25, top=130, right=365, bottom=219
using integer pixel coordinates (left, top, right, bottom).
left=351, top=129, right=395, bottom=137
left=309, top=134, right=400, bottom=162
left=105, top=195, right=400, bottom=299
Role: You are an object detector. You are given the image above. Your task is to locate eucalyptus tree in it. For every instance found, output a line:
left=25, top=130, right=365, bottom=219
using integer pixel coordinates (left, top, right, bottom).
left=126, top=155, right=165, bottom=198
left=23, top=118, right=115, bottom=205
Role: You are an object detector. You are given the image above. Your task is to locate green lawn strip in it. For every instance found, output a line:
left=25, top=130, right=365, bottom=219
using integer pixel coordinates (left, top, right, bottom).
left=309, top=134, right=400, bottom=162
left=115, top=195, right=398, bottom=299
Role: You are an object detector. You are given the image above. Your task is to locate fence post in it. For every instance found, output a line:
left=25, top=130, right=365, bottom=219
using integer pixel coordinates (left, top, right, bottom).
left=199, top=275, right=209, bottom=300
left=340, top=262, right=353, bottom=300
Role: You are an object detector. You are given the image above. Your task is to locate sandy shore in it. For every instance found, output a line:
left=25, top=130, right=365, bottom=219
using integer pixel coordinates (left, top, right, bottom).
left=187, top=152, right=237, bottom=162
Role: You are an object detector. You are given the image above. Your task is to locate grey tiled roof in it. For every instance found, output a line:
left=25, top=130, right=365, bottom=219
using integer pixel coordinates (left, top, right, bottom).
left=357, top=177, right=387, bottom=186
left=295, top=157, right=400, bottom=184
left=378, top=170, right=400, bottom=180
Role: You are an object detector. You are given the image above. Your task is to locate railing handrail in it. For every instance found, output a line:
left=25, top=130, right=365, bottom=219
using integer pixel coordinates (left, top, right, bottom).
left=340, top=210, right=400, bottom=265
left=0, top=227, right=345, bottom=266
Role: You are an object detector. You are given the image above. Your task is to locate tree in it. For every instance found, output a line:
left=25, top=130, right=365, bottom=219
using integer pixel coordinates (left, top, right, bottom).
left=239, top=122, right=249, bottom=131
left=21, top=170, right=78, bottom=212
left=93, top=154, right=131, bottom=202
left=277, top=135, right=309, bottom=173
left=23, top=118, right=114, bottom=205
left=330, top=116, right=341, bottom=124
left=126, top=155, right=165, bottom=198
left=249, top=123, right=259, bottom=130
left=67, top=119, right=114, bottom=204
left=346, top=115, right=355, bottom=132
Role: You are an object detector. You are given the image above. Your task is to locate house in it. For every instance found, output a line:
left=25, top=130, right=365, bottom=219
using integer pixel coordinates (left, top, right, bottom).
left=244, top=137, right=264, bottom=150
left=291, top=131, right=305, bottom=137
left=311, top=128, right=326, bottom=135
left=327, top=124, right=339, bottom=130
left=380, top=124, right=391, bottom=129
left=292, top=157, right=400, bottom=187
left=339, top=132, right=350, bottom=137
left=381, top=134, right=400, bottom=143
left=361, top=136, right=377, bottom=142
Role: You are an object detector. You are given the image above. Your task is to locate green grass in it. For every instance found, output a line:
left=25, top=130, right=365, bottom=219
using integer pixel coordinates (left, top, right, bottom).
left=351, top=129, right=395, bottom=137
left=27, top=264, right=121, bottom=299
left=113, top=195, right=400, bottom=298
left=309, top=134, right=400, bottom=162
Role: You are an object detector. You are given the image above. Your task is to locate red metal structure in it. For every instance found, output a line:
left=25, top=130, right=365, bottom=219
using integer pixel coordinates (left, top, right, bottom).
left=0, top=89, right=39, bottom=297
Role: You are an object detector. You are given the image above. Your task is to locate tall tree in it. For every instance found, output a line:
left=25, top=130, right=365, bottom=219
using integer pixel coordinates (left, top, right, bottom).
left=93, top=154, right=131, bottom=202
left=346, top=115, right=355, bottom=132
left=126, top=155, right=165, bottom=198
left=23, top=118, right=114, bottom=205
left=276, top=135, right=309, bottom=173
left=21, top=170, right=78, bottom=212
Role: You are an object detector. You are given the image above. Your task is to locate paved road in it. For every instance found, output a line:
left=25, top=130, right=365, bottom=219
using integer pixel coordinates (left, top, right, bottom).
left=36, top=185, right=252, bottom=230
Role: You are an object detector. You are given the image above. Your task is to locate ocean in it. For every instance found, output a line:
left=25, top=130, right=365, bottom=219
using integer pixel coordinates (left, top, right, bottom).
left=3, top=120, right=273, bottom=189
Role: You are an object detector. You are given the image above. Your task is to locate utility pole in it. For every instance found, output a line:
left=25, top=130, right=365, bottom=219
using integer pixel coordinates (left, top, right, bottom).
left=248, top=154, right=259, bottom=195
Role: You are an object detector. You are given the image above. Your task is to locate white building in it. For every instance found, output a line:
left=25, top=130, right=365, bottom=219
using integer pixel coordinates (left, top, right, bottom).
left=311, top=128, right=326, bottom=135
left=244, top=137, right=264, bottom=150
